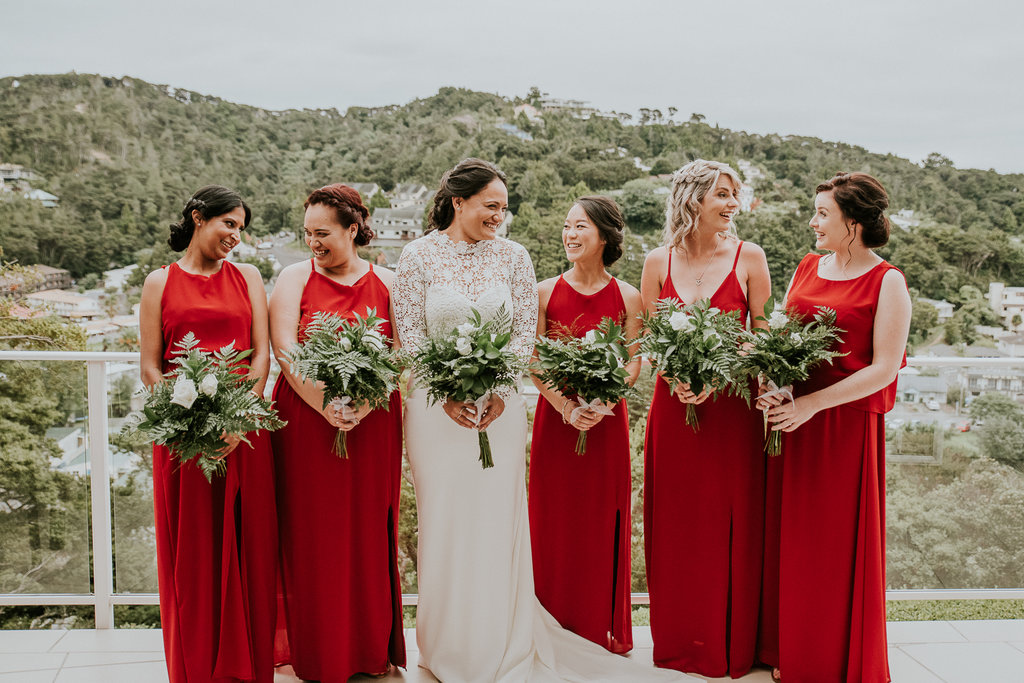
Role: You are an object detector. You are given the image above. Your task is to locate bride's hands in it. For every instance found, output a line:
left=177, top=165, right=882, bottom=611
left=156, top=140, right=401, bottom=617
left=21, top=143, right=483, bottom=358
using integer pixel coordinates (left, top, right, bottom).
left=443, top=395, right=506, bottom=431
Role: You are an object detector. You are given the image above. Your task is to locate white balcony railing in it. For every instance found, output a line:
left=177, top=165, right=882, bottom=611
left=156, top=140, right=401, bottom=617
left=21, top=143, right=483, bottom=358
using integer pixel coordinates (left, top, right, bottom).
left=1, top=350, right=1023, bottom=629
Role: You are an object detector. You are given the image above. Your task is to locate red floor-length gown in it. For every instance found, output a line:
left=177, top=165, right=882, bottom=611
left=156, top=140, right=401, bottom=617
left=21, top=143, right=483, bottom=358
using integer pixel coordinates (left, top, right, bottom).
left=153, top=261, right=278, bottom=683
left=758, top=254, right=902, bottom=683
left=528, top=275, right=634, bottom=653
left=644, top=243, right=765, bottom=678
left=271, top=262, right=406, bottom=682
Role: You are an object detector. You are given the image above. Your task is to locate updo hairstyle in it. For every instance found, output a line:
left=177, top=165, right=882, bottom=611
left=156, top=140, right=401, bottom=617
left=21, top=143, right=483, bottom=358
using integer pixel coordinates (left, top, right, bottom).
left=305, top=183, right=374, bottom=246
left=815, top=172, right=891, bottom=248
left=663, top=159, right=742, bottom=252
left=574, top=196, right=625, bottom=266
left=168, top=185, right=251, bottom=252
left=429, top=158, right=507, bottom=231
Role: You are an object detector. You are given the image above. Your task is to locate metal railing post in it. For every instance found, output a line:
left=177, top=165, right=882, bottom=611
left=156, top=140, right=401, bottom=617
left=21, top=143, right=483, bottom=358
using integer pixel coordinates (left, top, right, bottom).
left=87, top=360, right=115, bottom=629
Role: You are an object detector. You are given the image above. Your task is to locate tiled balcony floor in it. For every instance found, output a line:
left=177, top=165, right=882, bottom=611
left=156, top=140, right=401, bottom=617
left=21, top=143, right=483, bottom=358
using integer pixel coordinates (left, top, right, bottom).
left=2, top=621, right=1023, bottom=682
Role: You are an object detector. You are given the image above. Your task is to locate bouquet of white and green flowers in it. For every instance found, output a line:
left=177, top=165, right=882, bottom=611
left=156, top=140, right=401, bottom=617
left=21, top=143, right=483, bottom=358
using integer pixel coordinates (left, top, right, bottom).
left=285, top=309, right=402, bottom=458
left=533, top=317, right=632, bottom=455
left=639, top=297, right=749, bottom=431
left=411, top=305, right=523, bottom=469
left=121, top=332, right=285, bottom=481
left=742, top=297, right=845, bottom=456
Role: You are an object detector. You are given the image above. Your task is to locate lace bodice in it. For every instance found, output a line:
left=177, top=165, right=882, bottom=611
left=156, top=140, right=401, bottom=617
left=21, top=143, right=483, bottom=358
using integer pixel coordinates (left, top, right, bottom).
left=393, top=230, right=538, bottom=370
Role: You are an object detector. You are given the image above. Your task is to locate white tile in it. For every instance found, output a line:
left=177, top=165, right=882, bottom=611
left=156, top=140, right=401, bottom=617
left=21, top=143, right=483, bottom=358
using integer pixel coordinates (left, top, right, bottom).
left=0, top=630, right=67, bottom=653
left=50, top=629, right=163, bottom=653
left=0, top=653, right=65, bottom=674
left=887, top=620, right=967, bottom=644
left=902, top=642, right=1024, bottom=683
left=950, top=619, right=1024, bottom=642
left=888, top=647, right=944, bottom=683
left=53, top=661, right=169, bottom=683
left=63, top=651, right=165, bottom=667
left=1011, top=641, right=1024, bottom=655
left=0, top=671, right=59, bottom=683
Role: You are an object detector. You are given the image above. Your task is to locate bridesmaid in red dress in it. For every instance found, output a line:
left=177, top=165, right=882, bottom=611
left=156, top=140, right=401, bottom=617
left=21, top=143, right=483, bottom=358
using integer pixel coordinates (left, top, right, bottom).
left=758, top=172, right=909, bottom=683
left=529, top=196, right=643, bottom=653
left=640, top=160, right=771, bottom=678
left=139, top=186, right=277, bottom=683
left=268, top=184, right=405, bottom=681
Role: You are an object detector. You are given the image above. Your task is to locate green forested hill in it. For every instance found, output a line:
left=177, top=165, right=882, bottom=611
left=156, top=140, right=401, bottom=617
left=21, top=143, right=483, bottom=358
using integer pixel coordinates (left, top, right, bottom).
left=1, top=72, right=1023, bottom=303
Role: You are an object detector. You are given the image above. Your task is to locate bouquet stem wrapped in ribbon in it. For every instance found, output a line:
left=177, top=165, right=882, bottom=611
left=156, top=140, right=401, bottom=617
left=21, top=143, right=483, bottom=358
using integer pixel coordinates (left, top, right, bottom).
left=411, top=306, right=523, bottom=469
left=639, top=298, right=749, bottom=431
left=286, top=309, right=402, bottom=458
left=533, top=317, right=632, bottom=455
left=742, top=297, right=845, bottom=456
left=120, top=332, right=285, bottom=481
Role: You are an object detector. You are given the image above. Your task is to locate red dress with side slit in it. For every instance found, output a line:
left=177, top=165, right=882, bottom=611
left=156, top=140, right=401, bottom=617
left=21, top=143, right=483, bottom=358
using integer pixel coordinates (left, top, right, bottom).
left=153, top=261, right=278, bottom=683
left=758, top=254, right=902, bottom=683
left=271, top=262, right=406, bottom=682
left=528, top=275, right=634, bottom=653
left=643, top=243, right=765, bottom=678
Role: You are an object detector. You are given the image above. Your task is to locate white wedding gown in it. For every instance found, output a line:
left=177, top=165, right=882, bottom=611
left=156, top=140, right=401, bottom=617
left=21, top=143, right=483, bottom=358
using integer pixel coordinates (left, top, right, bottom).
left=394, top=231, right=696, bottom=683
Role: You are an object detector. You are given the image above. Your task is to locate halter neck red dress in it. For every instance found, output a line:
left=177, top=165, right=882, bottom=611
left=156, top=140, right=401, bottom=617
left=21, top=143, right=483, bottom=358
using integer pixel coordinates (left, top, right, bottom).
left=153, top=261, right=278, bottom=683
left=271, top=262, right=405, bottom=681
left=758, top=254, right=902, bottom=683
left=528, top=275, right=634, bottom=653
left=643, top=242, right=765, bottom=678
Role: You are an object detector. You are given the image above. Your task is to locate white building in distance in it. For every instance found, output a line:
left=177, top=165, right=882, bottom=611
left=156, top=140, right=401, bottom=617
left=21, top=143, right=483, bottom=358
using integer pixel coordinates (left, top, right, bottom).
left=988, top=282, right=1024, bottom=331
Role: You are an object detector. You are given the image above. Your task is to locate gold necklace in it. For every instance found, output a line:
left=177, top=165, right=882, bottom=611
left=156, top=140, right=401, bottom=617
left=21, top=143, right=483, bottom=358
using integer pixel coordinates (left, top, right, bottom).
left=683, top=236, right=722, bottom=286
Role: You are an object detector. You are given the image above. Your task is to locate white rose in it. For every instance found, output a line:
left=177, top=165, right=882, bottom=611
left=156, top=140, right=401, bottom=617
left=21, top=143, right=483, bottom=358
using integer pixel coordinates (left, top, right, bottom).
left=668, top=311, right=694, bottom=333
left=707, top=307, right=721, bottom=316
left=703, top=329, right=722, bottom=350
left=790, top=332, right=803, bottom=345
left=455, top=337, right=473, bottom=356
left=170, top=377, right=199, bottom=409
left=457, top=322, right=476, bottom=336
left=198, top=374, right=218, bottom=397
left=362, top=330, right=387, bottom=351
left=583, top=330, right=598, bottom=344
left=339, top=336, right=353, bottom=351
left=768, top=311, right=789, bottom=330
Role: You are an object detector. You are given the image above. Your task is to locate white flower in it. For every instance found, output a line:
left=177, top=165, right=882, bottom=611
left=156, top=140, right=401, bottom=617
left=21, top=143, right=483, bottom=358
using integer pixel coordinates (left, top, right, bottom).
left=768, top=311, right=790, bottom=330
left=583, top=330, right=598, bottom=344
left=668, top=311, right=694, bottom=333
left=790, top=332, right=803, bottom=345
left=703, top=329, right=722, bottom=350
left=457, top=322, right=476, bottom=336
left=455, top=337, right=473, bottom=356
left=170, top=377, right=198, bottom=409
left=362, top=330, right=386, bottom=351
left=339, top=336, right=353, bottom=351
left=198, top=374, right=218, bottom=397
left=707, top=307, right=721, bottom=316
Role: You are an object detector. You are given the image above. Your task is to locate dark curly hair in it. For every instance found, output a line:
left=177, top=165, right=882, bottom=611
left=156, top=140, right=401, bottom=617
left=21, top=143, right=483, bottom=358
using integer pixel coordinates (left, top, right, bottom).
left=815, top=172, right=891, bottom=248
left=168, top=185, right=251, bottom=252
left=304, top=184, right=374, bottom=246
left=428, top=158, right=507, bottom=231
left=573, top=196, right=625, bottom=266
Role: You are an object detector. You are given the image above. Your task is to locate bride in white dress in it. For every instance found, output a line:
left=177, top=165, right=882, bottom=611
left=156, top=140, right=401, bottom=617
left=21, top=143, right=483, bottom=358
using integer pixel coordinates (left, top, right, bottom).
left=393, top=158, right=696, bottom=683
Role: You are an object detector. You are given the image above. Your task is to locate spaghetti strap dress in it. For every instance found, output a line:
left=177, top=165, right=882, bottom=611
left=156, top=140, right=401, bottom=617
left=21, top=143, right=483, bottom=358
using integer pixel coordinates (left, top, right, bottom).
left=153, top=261, right=278, bottom=683
left=271, top=262, right=405, bottom=681
left=758, top=254, right=903, bottom=683
left=643, top=242, right=766, bottom=678
left=528, top=275, right=633, bottom=653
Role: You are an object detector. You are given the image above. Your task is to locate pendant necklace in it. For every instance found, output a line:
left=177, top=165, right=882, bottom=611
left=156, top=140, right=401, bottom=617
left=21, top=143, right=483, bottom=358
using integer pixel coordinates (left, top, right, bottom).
left=683, top=235, right=722, bottom=286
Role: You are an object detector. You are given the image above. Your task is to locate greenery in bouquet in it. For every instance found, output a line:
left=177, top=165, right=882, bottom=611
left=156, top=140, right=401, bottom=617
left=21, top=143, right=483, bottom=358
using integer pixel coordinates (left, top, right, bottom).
left=533, top=316, right=633, bottom=454
left=411, top=305, right=522, bottom=469
left=121, top=332, right=285, bottom=481
left=639, top=297, right=749, bottom=430
left=742, top=296, right=845, bottom=455
left=285, top=309, right=402, bottom=457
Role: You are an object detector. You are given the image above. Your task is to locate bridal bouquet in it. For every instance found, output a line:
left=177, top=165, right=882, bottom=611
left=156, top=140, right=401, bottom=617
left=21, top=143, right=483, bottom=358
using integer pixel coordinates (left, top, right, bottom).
left=411, top=305, right=522, bottom=469
left=639, top=297, right=749, bottom=430
left=285, top=309, right=402, bottom=457
left=533, top=317, right=632, bottom=455
left=742, top=297, right=845, bottom=456
left=121, top=332, right=285, bottom=481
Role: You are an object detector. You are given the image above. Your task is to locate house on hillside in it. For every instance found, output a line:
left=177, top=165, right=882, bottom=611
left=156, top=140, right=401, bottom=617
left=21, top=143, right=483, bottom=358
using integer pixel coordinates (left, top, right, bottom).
left=391, top=183, right=431, bottom=208
left=919, top=297, right=954, bottom=323
left=24, top=289, right=101, bottom=319
left=0, top=163, right=36, bottom=182
left=24, top=188, right=59, bottom=207
left=372, top=206, right=425, bottom=242
left=346, top=182, right=381, bottom=200
left=896, top=369, right=948, bottom=405
left=988, top=282, right=1024, bottom=331
left=0, top=264, right=72, bottom=297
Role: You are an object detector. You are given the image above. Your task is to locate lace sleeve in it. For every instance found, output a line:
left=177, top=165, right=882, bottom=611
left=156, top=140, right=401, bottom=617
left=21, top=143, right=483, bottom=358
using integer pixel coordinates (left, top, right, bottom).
left=393, top=242, right=428, bottom=353
left=508, top=242, right=539, bottom=366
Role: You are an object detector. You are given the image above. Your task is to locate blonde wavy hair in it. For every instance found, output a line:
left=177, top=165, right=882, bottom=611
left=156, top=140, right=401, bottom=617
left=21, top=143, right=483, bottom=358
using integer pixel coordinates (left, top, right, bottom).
left=663, top=159, right=742, bottom=252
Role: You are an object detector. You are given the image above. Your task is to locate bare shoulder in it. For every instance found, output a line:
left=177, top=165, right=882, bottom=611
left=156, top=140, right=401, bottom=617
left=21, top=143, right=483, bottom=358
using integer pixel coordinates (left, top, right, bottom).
left=143, top=266, right=169, bottom=289
left=643, top=245, right=669, bottom=267
left=373, top=264, right=395, bottom=287
left=234, top=262, right=266, bottom=287
left=881, top=266, right=909, bottom=291
left=615, top=278, right=642, bottom=306
left=275, top=259, right=313, bottom=285
left=537, top=275, right=559, bottom=296
left=739, top=240, right=767, bottom=261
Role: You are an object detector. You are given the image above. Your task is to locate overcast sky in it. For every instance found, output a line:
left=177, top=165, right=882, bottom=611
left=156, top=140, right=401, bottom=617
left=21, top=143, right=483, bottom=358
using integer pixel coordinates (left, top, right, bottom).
left=2, top=0, right=1022, bottom=174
